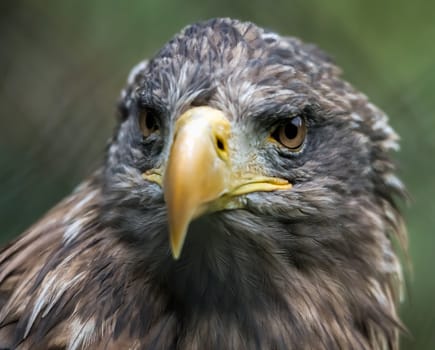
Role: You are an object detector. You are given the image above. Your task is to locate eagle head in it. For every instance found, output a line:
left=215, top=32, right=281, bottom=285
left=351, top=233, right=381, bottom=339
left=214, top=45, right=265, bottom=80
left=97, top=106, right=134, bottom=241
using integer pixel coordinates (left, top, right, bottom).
left=0, top=18, right=407, bottom=350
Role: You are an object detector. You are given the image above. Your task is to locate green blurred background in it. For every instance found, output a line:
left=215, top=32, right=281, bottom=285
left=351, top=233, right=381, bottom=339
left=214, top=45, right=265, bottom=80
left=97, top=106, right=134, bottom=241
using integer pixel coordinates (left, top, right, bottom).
left=0, top=1, right=434, bottom=348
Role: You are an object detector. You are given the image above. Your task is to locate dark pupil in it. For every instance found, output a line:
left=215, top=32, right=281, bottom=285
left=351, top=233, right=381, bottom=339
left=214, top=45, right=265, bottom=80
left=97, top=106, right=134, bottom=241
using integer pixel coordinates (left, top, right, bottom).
left=284, top=118, right=300, bottom=139
left=146, top=113, right=156, bottom=130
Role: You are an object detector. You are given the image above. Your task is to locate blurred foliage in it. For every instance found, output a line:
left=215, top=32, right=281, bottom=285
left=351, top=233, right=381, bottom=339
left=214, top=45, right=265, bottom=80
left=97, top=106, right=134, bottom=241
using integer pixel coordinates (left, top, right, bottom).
left=0, top=0, right=434, bottom=348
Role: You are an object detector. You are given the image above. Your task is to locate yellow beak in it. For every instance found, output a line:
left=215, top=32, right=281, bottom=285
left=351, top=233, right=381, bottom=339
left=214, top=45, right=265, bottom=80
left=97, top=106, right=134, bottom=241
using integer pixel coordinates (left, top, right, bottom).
left=145, top=107, right=292, bottom=259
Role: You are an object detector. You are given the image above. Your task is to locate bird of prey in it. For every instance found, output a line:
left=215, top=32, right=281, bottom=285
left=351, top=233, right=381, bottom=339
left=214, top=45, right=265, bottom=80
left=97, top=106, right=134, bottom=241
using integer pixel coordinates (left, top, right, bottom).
left=0, top=18, right=407, bottom=350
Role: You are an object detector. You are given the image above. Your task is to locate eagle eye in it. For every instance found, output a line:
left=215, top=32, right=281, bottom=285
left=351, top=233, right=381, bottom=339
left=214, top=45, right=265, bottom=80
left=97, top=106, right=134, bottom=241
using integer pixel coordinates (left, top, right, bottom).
left=139, top=109, right=159, bottom=137
left=272, top=116, right=306, bottom=151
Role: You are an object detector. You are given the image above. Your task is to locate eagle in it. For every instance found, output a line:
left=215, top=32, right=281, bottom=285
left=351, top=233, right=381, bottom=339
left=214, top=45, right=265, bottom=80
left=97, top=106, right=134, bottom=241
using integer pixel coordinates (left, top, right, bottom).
left=0, top=18, right=407, bottom=349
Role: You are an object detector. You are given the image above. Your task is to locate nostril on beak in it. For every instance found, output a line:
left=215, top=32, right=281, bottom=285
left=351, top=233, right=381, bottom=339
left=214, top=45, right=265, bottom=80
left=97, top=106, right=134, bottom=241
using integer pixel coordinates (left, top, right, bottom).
left=216, top=137, right=225, bottom=151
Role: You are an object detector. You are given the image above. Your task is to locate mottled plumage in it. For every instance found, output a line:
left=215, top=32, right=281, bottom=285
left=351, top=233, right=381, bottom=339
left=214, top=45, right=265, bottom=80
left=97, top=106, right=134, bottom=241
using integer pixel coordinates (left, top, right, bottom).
left=0, top=18, right=407, bottom=349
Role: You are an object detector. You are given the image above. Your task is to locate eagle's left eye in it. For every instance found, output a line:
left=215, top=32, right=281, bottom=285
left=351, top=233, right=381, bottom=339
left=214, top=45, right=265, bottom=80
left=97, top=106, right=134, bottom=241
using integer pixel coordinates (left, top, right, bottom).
left=139, top=109, right=159, bottom=137
left=272, top=116, right=307, bottom=151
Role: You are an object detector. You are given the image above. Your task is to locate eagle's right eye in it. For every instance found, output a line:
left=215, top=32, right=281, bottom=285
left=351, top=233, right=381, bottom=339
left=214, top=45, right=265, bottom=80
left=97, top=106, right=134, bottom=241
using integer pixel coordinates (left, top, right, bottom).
left=139, top=109, right=159, bottom=137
